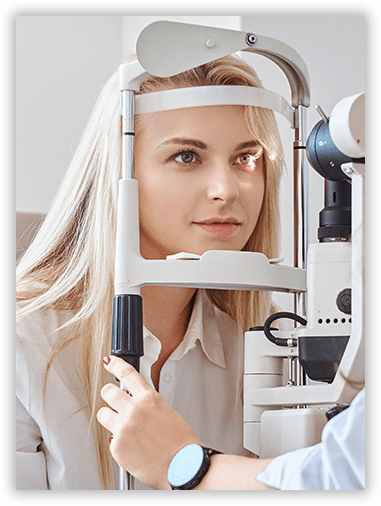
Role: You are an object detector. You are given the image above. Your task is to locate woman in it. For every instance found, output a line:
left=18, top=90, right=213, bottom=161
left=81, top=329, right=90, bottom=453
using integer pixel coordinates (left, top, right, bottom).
left=16, top=54, right=283, bottom=489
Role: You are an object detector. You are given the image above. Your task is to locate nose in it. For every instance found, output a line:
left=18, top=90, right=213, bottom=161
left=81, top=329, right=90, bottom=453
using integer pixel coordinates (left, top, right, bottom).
left=206, top=163, right=239, bottom=205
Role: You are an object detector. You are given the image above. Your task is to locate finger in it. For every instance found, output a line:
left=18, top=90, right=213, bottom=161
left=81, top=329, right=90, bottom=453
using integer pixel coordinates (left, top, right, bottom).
left=100, top=383, right=132, bottom=413
left=102, top=356, right=151, bottom=396
left=97, top=406, right=119, bottom=433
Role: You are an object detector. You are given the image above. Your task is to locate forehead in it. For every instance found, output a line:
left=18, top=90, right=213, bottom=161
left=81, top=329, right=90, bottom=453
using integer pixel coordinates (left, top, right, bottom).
left=136, top=105, right=256, bottom=147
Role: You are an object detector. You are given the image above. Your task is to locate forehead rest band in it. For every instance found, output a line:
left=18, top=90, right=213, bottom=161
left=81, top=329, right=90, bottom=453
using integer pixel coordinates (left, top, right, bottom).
left=134, top=85, right=294, bottom=127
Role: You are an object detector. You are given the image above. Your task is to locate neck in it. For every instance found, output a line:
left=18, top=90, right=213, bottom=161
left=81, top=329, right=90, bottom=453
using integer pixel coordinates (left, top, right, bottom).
left=141, top=286, right=197, bottom=349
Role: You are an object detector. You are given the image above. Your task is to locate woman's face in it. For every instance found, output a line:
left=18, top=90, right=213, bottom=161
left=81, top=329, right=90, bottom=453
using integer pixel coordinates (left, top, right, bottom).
left=134, top=105, right=265, bottom=259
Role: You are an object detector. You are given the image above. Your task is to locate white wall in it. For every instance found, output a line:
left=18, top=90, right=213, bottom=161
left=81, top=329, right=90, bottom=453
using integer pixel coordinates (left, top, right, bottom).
left=16, top=15, right=240, bottom=215
left=16, top=16, right=123, bottom=214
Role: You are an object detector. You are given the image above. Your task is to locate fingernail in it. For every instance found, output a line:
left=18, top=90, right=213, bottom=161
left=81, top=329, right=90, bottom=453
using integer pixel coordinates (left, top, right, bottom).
left=109, top=436, right=113, bottom=443
left=103, top=356, right=111, bottom=365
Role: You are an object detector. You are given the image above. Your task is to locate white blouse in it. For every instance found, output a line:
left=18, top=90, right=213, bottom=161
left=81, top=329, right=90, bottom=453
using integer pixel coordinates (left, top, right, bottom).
left=16, top=290, right=251, bottom=490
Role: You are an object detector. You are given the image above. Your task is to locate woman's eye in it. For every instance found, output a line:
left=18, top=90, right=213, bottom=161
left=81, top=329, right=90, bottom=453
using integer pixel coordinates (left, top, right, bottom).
left=174, top=151, right=198, bottom=164
left=233, top=152, right=261, bottom=172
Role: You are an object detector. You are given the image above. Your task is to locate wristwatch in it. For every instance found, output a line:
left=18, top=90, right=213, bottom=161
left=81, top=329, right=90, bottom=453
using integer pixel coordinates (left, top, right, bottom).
left=167, top=443, right=222, bottom=490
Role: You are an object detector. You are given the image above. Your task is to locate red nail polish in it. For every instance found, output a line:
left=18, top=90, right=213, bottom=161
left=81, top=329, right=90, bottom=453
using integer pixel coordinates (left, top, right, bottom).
left=109, top=436, right=113, bottom=443
left=103, top=356, right=111, bottom=365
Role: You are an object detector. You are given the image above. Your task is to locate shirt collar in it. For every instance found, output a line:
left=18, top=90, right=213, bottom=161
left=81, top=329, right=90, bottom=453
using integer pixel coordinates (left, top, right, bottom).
left=143, top=290, right=226, bottom=369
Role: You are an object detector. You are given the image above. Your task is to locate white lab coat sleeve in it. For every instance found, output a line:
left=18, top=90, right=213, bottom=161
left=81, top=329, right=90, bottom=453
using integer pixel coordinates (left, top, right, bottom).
left=255, top=388, right=365, bottom=490
left=16, top=395, right=48, bottom=490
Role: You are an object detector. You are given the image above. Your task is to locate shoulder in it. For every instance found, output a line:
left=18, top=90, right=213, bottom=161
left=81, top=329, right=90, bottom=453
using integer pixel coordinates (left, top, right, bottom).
left=16, top=307, right=74, bottom=355
left=16, top=309, right=72, bottom=388
left=16, top=307, right=77, bottom=403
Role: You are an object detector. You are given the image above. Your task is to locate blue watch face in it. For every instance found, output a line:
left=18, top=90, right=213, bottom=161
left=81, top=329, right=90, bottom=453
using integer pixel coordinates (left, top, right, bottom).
left=168, top=444, right=204, bottom=487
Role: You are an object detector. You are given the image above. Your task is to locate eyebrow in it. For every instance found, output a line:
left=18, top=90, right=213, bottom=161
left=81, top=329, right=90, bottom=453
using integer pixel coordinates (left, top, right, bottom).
left=158, top=138, right=260, bottom=151
left=234, top=140, right=260, bottom=151
left=158, top=137, right=208, bottom=150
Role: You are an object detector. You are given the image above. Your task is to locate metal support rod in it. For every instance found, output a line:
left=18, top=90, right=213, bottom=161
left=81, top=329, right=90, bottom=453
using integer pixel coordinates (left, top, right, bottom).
left=293, top=105, right=308, bottom=389
left=293, top=105, right=308, bottom=319
left=117, top=384, right=135, bottom=489
left=119, top=90, right=136, bottom=490
left=122, top=90, right=135, bottom=179
left=118, top=380, right=136, bottom=490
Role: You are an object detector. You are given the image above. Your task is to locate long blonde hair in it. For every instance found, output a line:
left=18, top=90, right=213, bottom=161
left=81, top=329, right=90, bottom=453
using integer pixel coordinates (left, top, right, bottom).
left=16, top=54, right=283, bottom=489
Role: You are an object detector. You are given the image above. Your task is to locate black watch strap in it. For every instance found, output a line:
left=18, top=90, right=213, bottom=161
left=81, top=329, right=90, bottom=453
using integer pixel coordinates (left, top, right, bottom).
left=171, top=447, right=222, bottom=490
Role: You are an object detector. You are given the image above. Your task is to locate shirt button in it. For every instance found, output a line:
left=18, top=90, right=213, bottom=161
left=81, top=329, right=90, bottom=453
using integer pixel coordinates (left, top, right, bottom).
left=190, top=344, right=197, bottom=350
left=164, top=374, right=174, bottom=384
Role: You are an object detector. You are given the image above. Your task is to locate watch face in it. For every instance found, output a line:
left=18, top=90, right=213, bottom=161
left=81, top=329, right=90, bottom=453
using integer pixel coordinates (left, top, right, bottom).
left=168, top=444, right=204, bottom=487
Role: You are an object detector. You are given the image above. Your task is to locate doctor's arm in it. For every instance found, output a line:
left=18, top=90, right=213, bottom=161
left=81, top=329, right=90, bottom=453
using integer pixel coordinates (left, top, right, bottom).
left=97, top=356, right=274, bottom=490
left=191, top=454, right=275, bottom=490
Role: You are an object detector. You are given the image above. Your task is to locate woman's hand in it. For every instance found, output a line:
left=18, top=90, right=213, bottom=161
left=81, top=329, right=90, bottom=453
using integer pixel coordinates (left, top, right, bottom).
left=97, top=356, right=203, bottom=490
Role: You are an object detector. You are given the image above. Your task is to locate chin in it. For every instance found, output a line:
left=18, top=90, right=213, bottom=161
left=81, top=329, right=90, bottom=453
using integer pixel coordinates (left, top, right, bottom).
left=189, top=243, right=244, bottom=256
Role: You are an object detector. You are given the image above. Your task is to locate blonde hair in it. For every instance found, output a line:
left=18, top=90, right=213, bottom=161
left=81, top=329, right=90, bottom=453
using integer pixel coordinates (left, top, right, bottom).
left=16, top=54, right=283, bottom=489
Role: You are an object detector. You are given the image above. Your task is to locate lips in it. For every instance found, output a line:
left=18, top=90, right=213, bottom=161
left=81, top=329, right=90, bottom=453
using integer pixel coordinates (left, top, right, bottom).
left=197, top=217, right=240, bottom=225
left=194, top=217, right=241, bottom=236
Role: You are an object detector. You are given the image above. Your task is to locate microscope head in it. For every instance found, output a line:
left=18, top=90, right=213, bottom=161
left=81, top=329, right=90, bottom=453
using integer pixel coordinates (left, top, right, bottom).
left=306, top=93, right=365, bottom=182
